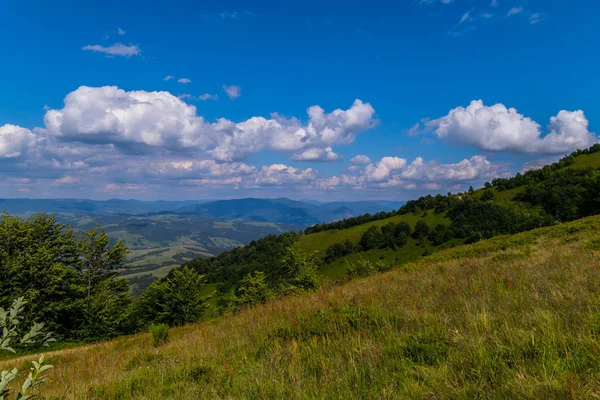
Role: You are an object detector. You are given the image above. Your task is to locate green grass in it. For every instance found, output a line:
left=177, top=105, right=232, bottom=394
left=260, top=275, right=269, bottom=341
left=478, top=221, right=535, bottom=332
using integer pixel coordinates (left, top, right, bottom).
left=299, top=210, right=447, bottom=254
left=570, top=151, right=600, bottom=169
left=6, top=215, right=600, bottom=399
left=298, top=210, right=451, bottom=279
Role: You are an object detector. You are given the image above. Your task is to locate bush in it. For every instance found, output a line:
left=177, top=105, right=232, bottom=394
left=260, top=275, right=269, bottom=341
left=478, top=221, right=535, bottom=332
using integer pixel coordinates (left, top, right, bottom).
left=1, top=297, right=55, bottom=399
left=233, top=271, right=271, bottom=308
left=137, top=267, right=212, bottom=327
left=149, top=323, right=169, bottom=347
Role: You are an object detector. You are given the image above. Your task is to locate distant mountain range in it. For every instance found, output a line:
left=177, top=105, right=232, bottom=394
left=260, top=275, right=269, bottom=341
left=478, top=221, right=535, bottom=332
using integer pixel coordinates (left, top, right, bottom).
left=0, top=197, right=405, bottom=283
left=0, top=197, right=405, bottom=227
left=173, top=198, right=405, bottom=226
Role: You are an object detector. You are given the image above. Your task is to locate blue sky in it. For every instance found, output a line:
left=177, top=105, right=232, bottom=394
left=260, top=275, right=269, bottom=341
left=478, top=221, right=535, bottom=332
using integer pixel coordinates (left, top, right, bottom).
left=0, top=0, right=598, bottom=200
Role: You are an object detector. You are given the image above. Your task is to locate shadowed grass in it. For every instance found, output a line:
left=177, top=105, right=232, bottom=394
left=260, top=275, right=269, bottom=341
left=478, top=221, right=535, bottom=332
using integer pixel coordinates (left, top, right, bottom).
left=2, top=215, right=600, bottom=399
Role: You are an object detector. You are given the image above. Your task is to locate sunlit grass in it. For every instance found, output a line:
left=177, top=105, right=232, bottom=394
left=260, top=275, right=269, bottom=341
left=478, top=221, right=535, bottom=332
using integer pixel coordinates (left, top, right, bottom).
left=2, top=215, right=600, bottom=398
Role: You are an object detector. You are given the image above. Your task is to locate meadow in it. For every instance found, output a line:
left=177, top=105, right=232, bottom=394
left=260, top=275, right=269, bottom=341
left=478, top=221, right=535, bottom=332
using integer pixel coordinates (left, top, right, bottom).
left=3, top=214, right=600, bottom=399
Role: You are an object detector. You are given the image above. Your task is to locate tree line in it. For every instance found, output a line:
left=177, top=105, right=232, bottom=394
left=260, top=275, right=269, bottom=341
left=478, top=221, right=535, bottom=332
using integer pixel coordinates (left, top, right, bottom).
left=304, top=144, right=600, bottom=235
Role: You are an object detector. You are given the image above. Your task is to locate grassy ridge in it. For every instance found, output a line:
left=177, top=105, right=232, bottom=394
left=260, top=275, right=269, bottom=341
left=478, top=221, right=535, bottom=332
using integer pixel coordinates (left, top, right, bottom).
left=4, top=215, right=600, bottom=399
left=299, top=210, right=449, bottom=278
left=569, top=150, right=600, bottom=168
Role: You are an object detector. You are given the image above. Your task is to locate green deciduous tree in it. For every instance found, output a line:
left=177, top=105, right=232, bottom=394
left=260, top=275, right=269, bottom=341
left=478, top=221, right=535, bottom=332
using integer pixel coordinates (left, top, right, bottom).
left=74, top=227, right=133, bottom=340
left=0, top=213, right=80, bottom=337
left=233, top=271, right=272, bottom=307
left=412, top=220, right=430, bottom=239
left=281, top=245, right=321, bottom=291
left=137, top=267, right=212, bottom=327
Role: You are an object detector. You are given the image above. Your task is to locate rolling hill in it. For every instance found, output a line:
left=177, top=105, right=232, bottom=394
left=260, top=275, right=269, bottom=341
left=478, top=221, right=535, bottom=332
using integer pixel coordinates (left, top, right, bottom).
left=3, top=213, right=600, bottom=398
left=0, top=198, right=404, bottom=293
left=184, top=144, right=600, bottom=298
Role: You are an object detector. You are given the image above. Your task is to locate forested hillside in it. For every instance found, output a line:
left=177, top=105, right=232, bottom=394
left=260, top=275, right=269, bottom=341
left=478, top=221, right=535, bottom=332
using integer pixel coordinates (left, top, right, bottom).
left=183, top=144, right=600, bottom=301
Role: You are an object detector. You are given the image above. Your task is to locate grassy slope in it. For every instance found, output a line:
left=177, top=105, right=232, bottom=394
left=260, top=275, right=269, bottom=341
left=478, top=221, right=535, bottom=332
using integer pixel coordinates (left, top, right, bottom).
left=299, top=211, right=449, bottom=279
left=3, top=215, right=600, bottom=399
left=569, top=151, right=600, bottom=168
left=302, top=150, right=600, bottom=280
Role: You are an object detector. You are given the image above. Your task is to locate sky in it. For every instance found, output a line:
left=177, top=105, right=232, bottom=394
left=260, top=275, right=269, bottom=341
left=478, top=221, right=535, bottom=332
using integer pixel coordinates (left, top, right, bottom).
left=0, top=0, right=598, bottom=201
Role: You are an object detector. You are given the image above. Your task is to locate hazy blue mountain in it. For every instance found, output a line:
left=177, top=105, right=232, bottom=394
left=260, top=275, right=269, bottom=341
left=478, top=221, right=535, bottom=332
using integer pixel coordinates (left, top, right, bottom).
left=0, top=197, right=404, bottom=290
left=0, top=198, right=209, bottom=216
left=175, top=198, right=405, bottom=226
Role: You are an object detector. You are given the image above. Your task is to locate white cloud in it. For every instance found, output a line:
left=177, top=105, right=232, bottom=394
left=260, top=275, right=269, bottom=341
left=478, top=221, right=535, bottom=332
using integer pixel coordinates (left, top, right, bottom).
left=210, top=98, right=376, bottom=161
left=118, top=28, right=126, bottom=35
left=529, top=13, right=542, bottom=24
left=199, top=93, right=219, bottom=101
left=0, top=125, right=35, bottom=158
left=52, top=176, right=81, bottom=186
left=44, top=86, right=218, bottom=151
left=178, top=78, right=192, bottom=84
left=459, top=11, right=471, bottom=24
left=491, top=0, right=498, bottom=7
left=364, top=157, right=407, bottom=182
left=399, top=155, right=500, bottom=182
left=507, top=6, right=523, bottom=16
left=223, top=84, right=241, bottom=99
left=481, top=12, right=494, bottom=19
left=148, top=159, right=255, bottom=179
left=42, top=86, right=376, bottom=163
left=292, top=147, right=341, bottom=162
left=407, top=123, right=421, bottom=136
left=427, top=100, right=597, bottom=154
left=178, top=93, right=219, bottom=101
left=254, top=164, right=315, bottom=185
left=82, top=43, right=142, bottom=57
left=350, top=155, right=371, bottom=165
left=219, top=11, right=238, bottom=19
left=105, top=183, right=147, bottom=192
left=164, top=75, right=175, bottom=81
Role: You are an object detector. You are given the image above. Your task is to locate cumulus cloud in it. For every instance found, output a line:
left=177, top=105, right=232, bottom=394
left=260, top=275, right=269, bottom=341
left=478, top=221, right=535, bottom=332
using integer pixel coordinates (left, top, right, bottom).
left=209, top=98, right=376, bottom=161
left=148, top=160, right=255, bottom=179
left=42, top=86, right=376, bottom=164
left=44, top=86, right=217, bottom=151
left=118, top=28, right=126, bottom=35
left=82, top=43, right=142, bottom=57
left=350, top=155, right=371, bottom=165
left=178, top=78, right=192, bottom=84
left=507, top=6, right=523, bottom=16
left=364, top=157, right=407, bottom=182
left=399, top=155, right=500, bottom=182
left=223, top=85, right=241, bottom=99
left=427, top=100, right=597, bottom=154
left=292, top=147, right=340, bottom=162
left=254, top=164, right=315, bottom=185
left=321, top=153, right=503, bottom=193
left=491, top=0, right=498, bottom=7
left=0, top=125, right=35, bottom=158
left=164, top=75, right=175, bottom=81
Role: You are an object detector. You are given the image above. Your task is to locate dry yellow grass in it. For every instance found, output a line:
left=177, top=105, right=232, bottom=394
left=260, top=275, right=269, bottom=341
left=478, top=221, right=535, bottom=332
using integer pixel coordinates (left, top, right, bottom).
left=2, top=216, right=600, bottom=399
